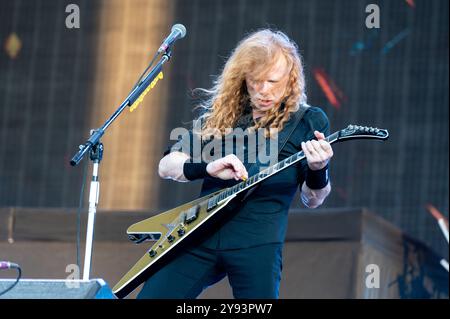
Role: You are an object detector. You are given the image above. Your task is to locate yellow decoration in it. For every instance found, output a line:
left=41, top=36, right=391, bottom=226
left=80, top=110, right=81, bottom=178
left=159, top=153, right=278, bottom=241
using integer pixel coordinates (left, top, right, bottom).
left=130, top=71, right=164, bottom=112
left=4, top=33, right=22, bottom=59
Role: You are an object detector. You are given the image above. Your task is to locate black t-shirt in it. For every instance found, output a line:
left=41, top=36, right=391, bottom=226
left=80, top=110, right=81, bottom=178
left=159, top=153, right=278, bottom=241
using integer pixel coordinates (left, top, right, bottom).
left=164, top=106, right=330, bottom=249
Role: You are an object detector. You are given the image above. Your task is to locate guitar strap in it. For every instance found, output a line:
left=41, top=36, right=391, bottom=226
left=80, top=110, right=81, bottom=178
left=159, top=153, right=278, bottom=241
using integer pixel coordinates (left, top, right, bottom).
left=240, top=103, right=309, bottom=202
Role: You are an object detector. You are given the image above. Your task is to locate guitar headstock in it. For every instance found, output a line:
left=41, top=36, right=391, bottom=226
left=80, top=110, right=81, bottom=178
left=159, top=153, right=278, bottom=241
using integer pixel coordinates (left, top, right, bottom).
left=337, top=125, right=389, bottom=141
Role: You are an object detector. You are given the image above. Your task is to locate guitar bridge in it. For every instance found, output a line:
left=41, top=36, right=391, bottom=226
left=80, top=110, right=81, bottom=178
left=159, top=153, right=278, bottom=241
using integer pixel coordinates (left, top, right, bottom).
left=127, top=233, right=161, bottom=244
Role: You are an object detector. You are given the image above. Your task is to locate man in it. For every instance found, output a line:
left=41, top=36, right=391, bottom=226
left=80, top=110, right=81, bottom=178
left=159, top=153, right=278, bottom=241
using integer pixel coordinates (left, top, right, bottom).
left=138, top=29, right=333, bottom=299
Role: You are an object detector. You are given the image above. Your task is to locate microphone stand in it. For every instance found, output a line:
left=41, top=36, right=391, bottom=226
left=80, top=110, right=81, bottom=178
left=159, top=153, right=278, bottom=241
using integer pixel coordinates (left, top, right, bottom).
left=70, top=49, right=172, bottom=281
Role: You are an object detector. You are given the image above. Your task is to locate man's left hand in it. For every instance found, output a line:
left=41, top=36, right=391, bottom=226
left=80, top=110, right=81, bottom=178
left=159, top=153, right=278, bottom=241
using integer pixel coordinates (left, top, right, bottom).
left=301, top=131, right=333, bottom=171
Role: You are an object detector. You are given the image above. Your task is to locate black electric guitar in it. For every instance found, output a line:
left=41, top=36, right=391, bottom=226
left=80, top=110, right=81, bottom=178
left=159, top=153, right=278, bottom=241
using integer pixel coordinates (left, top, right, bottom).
left=113, top=125, right=389, bottom=298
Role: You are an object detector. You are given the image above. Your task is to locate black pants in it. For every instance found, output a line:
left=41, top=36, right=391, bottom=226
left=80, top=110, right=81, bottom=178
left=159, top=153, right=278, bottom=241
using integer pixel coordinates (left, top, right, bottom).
left=137, top=243, right=283, bottom=299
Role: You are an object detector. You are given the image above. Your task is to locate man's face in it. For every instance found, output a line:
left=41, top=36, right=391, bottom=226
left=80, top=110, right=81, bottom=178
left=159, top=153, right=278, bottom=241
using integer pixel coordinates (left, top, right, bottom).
left=245, top=55, right=291, bottom=116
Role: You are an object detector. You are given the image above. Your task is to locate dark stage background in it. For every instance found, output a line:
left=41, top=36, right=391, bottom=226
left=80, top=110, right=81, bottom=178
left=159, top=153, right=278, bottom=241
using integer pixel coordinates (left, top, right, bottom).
left=0, top=0, right=448, bottom=287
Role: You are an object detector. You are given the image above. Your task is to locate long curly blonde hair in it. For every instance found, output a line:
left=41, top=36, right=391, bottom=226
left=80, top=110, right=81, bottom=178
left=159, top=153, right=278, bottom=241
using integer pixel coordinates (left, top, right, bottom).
left=195, top=29, right=307, bottom=138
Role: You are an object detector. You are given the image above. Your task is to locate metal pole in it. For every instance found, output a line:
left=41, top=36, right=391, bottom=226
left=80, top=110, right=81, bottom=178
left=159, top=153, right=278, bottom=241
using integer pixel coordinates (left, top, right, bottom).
left=82, top=142, right=103, bottom=280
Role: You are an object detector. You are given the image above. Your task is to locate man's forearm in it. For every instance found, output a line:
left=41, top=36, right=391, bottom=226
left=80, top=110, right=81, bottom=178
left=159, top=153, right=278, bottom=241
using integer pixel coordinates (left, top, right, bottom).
left=158, top=152, right=190, bottom=182
left=300, top=181, right=331, bottom=208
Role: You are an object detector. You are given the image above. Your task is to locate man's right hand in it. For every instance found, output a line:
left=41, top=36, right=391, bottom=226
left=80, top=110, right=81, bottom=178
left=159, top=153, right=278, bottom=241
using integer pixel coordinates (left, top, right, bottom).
left=206, top=154, right=248, bottom=181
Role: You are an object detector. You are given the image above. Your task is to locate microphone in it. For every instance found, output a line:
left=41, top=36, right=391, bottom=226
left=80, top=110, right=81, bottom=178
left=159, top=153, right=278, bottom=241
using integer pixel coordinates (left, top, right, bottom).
left=158, top=24, right=186, bottom=53
left=0, top=261, right=20, bottom=270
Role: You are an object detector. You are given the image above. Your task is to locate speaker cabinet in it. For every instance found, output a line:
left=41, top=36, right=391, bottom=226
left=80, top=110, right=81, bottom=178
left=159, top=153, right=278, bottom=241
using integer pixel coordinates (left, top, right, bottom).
left=0, top=279, right=115, bottom=299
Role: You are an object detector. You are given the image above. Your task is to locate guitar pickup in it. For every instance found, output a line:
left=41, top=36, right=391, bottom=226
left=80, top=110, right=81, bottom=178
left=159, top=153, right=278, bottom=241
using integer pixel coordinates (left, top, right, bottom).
left=184, top=206, right=200, bottom=224
left=207, top=199, right=217, bottom=212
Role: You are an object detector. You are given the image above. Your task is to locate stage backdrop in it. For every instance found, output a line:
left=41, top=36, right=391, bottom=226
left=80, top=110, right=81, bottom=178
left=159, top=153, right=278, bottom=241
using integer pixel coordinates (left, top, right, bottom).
left=0, top=0, right=448, bottom=259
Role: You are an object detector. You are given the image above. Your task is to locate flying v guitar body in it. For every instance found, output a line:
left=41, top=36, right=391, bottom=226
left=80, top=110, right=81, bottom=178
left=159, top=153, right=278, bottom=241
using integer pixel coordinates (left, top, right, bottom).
left=113, top=189, right=236, bottom=298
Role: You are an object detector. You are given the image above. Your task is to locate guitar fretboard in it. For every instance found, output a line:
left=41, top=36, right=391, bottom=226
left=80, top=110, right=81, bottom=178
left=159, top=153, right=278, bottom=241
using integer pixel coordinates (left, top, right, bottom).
left=207, top=131, right=340, bottom=210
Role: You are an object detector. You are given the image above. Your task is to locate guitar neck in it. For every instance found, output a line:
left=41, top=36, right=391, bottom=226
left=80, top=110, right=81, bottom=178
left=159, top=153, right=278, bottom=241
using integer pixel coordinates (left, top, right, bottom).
left=208, top=131, right=340, bottom=207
